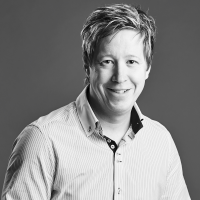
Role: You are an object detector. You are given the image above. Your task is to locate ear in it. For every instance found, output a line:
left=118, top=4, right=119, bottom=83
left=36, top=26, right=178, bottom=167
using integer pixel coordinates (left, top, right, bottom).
left=145, top=65, right=151, bottom=79
left=85, top=66, right=90, bottom=77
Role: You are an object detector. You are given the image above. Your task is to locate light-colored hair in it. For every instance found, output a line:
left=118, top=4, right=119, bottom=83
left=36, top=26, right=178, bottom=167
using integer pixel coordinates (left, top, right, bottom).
left=81, top=4, right=156, bottom=85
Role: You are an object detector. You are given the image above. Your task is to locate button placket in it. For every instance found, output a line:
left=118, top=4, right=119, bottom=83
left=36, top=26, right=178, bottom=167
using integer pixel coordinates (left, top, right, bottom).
left=114, top=149, right=123, bottom=199
left=116, top=151, right=122, bottom=163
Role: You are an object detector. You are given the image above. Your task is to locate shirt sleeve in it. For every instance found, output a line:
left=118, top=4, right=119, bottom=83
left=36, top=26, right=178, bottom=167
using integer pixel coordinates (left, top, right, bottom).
left=1, top=125, right=56, bottom=200
left=161, top=135, right=191, bottom=200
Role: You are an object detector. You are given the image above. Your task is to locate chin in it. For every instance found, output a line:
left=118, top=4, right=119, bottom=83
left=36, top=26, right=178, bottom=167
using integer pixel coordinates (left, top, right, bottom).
left=108, top=102, right=133, bottom=114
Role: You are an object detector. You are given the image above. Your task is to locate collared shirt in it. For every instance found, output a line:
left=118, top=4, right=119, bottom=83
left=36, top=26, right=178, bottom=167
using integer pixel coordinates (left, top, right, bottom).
left=2, top=87, right=191, bottom=200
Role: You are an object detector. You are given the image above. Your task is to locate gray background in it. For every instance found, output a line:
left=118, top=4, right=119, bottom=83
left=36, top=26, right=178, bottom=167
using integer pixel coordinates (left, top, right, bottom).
left=0, top=0, right=199, bottom=198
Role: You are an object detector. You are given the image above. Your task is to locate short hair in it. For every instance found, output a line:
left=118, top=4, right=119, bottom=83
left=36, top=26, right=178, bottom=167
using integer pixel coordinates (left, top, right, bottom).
left=81, top=4, right=156, bottom=85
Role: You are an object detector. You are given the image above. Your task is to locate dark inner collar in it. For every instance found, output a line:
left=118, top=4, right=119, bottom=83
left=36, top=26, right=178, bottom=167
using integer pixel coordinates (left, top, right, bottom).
left=131, top=106, right=143, bottom=134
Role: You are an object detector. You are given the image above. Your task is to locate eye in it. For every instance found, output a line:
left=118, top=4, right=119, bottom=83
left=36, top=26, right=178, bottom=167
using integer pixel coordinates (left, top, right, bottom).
left=100, top=60, right=114, bottom=66
left=127, top=60, right=138, bottom=65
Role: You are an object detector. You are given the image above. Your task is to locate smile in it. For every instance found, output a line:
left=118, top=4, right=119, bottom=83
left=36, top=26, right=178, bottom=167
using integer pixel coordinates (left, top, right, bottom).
left=108, top=89, right=130, bottom=94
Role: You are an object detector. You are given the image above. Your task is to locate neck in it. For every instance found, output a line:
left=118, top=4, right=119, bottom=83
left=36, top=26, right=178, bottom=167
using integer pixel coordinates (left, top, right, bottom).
left=87, top=92, right=131, bottom=143
left=99, top=112, right=131, bottom=145
left=96, top=109, right=131, bottom=127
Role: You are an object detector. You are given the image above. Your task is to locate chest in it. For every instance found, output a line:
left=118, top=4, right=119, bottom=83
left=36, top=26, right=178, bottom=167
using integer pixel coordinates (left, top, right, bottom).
left=51, top=133, right=168, bottom=200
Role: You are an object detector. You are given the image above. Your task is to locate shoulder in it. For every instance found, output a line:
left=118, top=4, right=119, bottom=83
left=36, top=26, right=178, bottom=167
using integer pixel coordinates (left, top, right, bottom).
left=31, top=101, right=77, bottom=128
left=15, top=101, right=80, bottom=149
left=13, top=101, right=80, bottom=158
left=142, top=115, right=170, bottom=134
left=138, top=115, right=179, bottom=164
left=141, top=115, right=175, bottom=148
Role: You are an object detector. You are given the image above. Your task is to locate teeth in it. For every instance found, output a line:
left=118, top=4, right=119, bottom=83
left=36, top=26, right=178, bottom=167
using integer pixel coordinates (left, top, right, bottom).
left=111, top=89, right=128, bottom=93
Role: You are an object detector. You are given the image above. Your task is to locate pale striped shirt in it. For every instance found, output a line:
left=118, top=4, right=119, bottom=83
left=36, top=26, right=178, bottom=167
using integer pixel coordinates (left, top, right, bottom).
left=2, top=87, right=191, bottom=199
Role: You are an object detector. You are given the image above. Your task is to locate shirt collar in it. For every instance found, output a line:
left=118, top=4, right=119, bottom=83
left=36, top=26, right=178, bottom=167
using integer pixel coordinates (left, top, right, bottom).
left=76, top=86, right=98, bottom=136
left=76, top=86, right=144, bottom=137
left=131, top=103, right=144, bottom=134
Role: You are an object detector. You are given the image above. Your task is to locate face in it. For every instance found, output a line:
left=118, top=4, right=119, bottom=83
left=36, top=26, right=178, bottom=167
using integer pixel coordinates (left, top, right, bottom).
left=88, top=29, right=151, bottom=116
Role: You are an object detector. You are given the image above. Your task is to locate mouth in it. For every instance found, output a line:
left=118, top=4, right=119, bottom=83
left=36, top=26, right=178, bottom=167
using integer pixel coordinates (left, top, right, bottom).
left=108, top=88, right=130, bottom=94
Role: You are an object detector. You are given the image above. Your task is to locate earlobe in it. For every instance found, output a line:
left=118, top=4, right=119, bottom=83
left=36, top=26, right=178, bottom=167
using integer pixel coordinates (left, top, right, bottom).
left=145, top=65, right=151, bottom=79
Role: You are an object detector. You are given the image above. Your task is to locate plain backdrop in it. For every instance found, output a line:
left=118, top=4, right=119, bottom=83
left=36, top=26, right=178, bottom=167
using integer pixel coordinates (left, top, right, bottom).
left=0, top=0, right=199, bottom=198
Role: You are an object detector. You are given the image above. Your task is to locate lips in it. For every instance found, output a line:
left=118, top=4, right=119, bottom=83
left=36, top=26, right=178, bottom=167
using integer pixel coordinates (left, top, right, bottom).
left=108, top=88, right=130, bottom=94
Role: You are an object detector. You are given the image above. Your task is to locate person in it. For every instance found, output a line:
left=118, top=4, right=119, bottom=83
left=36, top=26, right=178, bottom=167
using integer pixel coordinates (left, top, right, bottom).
left=1, top=3, right=191, bottom=200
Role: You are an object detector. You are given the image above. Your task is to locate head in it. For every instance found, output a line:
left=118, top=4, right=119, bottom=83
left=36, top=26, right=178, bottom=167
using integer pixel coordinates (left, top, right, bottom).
left=80, top=4, right=157, bottom=118
left=81, top=4, right=156, bottom=85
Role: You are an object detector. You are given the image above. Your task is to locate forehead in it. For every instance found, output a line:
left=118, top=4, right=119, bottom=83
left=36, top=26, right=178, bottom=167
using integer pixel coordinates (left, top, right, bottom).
left=95, top=29, right=145, bottom=58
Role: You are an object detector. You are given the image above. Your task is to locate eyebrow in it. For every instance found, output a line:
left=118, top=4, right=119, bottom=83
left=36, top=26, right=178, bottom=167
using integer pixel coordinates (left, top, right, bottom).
left=95, top=53, right=114, bottom=60
left=98, top=54, right=141, bottom=59
left=97, top=53, right=113, bottom=57
left=125, top=55, right=141, bottom=59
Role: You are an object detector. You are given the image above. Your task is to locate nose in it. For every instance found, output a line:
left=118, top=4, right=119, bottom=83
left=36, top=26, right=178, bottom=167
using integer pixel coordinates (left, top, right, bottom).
left=111, top=61, right=127, bottom=83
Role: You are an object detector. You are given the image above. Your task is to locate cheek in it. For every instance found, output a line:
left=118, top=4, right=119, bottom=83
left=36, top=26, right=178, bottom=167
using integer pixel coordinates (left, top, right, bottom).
left=129, top=71, right=146, bottom=85
left=94, top=69, right=112, bottom=84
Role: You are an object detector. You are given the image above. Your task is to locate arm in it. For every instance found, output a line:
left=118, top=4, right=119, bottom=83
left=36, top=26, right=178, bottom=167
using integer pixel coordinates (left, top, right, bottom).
left=161, top=135, right=191, bottom=200
left=1, top=125, right=55, bottom=200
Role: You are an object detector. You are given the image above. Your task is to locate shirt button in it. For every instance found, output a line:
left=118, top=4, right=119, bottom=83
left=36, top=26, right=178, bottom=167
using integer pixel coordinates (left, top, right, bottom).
left=118, top=188, right=121, bottom=194
left=88, top=126, right=91, bottom=132
left=111, top=144, right=115, bottom=149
